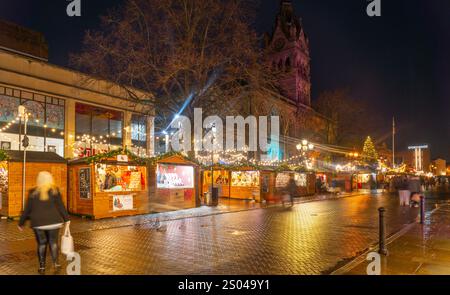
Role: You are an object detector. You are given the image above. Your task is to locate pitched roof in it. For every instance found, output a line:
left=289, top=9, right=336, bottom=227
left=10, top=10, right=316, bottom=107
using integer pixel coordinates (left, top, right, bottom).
left=4, top=150, right=67, bottom=163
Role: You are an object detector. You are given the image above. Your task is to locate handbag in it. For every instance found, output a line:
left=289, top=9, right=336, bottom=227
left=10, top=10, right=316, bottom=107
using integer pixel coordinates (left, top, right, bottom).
left=61, top=223, right=74, bottom=255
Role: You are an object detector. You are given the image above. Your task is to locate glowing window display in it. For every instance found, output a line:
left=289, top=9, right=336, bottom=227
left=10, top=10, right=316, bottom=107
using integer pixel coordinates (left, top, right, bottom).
left=203, top=170, right=229, bottom=185
left=275, top=173, right=290, bottom=188
left=276, top=172, right=307, bottom=188
left=294, top=173, right=307, bottom=187
left=95, top=164, right=146, bottom=192
left=157, top=164, right=194, bottom=189
left=231, top=171, right=260, bottom=187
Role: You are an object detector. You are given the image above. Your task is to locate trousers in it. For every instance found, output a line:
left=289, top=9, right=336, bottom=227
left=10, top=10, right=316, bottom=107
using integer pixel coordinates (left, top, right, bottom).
left=33, top=228, right=60, bottom=267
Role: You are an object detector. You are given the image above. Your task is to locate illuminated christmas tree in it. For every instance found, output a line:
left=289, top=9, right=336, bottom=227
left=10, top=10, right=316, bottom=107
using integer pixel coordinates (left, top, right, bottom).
left=362, top=136, right=378, bottom=164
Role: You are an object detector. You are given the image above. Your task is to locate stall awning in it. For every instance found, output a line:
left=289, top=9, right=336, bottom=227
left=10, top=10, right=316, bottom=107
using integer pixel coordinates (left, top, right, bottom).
left=4, top=151, right=67, bottom=163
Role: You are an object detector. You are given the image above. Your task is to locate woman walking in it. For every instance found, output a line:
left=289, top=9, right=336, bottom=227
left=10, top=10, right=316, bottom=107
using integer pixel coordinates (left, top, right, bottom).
left=18, top=171, right=70, bottom=274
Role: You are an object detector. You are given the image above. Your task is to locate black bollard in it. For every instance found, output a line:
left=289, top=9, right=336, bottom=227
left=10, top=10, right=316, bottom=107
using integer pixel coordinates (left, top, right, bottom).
left=420, top=195, right=425, bottom=224
left=378, top=207, right=388, bottom=255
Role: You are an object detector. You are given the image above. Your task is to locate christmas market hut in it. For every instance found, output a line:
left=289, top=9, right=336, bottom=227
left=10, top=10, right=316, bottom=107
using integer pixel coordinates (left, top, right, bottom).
left=148, top=152, right=201, bottom=212
left=68, top=149, right=148, bottom=219
left=261, top=166, right=316, bottom=203
left=0, top=150, right=68, bottom=218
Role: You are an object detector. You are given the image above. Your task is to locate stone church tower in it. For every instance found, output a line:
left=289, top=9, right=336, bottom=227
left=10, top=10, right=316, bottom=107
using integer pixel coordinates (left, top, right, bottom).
left=265, top=0, right=311, bottom=106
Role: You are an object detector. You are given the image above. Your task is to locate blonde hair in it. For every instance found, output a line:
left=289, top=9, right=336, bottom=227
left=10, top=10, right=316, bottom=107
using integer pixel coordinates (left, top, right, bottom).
left=36, top=171, right=56, bottom=201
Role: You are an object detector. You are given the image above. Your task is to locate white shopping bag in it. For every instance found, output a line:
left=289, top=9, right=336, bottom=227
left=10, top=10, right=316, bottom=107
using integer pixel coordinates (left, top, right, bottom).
left=61, top=223, right=74, bottom=255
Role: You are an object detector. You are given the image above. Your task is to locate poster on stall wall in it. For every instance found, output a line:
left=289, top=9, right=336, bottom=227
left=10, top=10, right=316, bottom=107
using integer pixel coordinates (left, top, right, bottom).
left=113, top=195, right=134, bottom=211
left=128, top=172, right=142, bottom=190
left=79, top=168, right=91, bottom=199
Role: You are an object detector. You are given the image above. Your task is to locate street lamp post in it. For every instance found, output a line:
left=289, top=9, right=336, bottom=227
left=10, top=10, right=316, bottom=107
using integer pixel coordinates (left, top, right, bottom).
left=18, top=105, right=29, bottom=211
left=296, top=139, right=314, bottom=169
left=210, top=125, right=217, bottom=206
left=296, top=139, right=314, bottom=156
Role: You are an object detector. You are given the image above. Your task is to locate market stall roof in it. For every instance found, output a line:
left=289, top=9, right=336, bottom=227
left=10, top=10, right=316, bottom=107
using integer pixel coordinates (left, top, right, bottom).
left=156, top=154, right=199, bottom=166
left=4, top=151, right=67, bottom=163
left=68, top=157, right=144, bottom=166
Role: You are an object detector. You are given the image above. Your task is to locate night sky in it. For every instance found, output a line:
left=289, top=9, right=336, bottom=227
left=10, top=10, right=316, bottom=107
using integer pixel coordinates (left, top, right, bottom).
left=0, top=0, right=449, bottom=160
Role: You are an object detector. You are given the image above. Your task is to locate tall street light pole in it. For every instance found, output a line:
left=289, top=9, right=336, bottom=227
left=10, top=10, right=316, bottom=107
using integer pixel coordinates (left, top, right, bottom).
left=18, top=105, right=29, bottom=211
left=392, top=117, right=395, bottom=169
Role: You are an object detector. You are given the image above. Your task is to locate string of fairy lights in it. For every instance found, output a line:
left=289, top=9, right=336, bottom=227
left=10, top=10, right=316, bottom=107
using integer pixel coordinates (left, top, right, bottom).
left=1, top=109, right=402, bottom=174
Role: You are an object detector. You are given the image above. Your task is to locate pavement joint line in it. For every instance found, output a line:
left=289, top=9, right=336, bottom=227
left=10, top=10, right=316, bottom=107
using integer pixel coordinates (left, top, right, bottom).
left=330, top=204, right=444, bottom=275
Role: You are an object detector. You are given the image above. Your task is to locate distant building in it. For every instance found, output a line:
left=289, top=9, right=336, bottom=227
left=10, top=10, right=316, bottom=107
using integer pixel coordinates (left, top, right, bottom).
left=259, top=0, right=335, bottom=160
left=431, top=158, right=447, bottom=176
left=397, top=145, right=431, bottom=173
left=0, top=20, right=48, bottom=61
left=0, top=20, right=154, bottom=158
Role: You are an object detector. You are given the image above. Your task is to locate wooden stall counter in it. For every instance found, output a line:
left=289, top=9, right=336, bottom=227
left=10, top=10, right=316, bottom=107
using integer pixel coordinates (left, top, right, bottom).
left=68, top=155, right=148, bottom=219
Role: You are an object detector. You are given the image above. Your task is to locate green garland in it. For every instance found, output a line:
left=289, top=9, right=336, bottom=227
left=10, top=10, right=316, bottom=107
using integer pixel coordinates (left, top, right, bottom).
left=146, top=150, right=201, bottom=166
left=81, top=148, right=316, bottom=174
left=0, top=149, right=8, bottom=161
left=84, top=148, right=147, bottom=165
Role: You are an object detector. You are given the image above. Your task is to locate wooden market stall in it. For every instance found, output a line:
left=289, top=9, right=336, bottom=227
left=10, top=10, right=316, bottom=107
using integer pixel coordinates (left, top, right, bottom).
left=148, top=154, right=201, bottom=211
left=201, top=166, right=262, bottom=202
left=68, top=152, right=148, bottom=219
left=201, top=166, right=316, bottom=204
left=202, top=166, right=231, bottom=199
left=0, top=151, right=67, bottom=218
left=261, top=170, right=316, bottom=203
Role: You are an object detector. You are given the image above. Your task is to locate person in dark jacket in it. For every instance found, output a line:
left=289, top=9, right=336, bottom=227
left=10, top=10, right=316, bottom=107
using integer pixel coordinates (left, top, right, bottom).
left=18, top=171, right=70, bottom=274
left=284, top=175, right=297, bottom=207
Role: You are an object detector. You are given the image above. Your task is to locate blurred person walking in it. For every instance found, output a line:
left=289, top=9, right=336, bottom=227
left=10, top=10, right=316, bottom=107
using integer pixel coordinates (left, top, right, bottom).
left=18, top=171, right=70, bottom=274
left=398, top=176, right=410, bottom=206
left=283, top=175, right=297, bottom=207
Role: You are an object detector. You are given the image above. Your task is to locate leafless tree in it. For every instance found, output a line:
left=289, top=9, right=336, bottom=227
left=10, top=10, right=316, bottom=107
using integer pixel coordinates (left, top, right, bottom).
left=70, top=0, right=278, bottom=132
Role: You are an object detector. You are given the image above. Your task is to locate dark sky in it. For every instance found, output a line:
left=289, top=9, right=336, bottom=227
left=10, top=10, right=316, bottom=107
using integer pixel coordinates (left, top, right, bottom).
left=1, top=0, right=449, bottom=160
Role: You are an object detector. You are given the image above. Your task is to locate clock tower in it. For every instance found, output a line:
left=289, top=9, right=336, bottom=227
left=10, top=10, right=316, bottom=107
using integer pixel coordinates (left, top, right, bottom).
left=265, top=0, right=311, bottom=106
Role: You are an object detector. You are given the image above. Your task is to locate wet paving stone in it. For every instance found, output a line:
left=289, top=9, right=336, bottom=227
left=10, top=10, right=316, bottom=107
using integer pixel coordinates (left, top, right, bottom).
left=0, top=192, right=447, bottom=275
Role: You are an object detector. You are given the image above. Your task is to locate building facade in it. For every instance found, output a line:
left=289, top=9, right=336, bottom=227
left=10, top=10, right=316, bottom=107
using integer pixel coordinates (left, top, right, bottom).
left=0, top=20, right=155, bottom=159
left=257, top=0, right=335, bottom=160
left=431, top=158, right=447, bottom=176
left=397, top=145, right=431, bottom=173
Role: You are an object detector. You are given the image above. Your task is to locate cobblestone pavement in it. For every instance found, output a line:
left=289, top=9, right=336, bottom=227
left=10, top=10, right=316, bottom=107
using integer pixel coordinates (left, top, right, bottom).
left=344, top=202, right=450, bottom=275
left=0, top=191, right=447, bottom=275
left=0, top=192, right=364, bottom=242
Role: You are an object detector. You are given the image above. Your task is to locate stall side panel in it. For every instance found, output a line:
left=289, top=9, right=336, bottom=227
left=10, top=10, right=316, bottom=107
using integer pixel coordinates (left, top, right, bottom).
left=70, top=165, right=94, bottom=216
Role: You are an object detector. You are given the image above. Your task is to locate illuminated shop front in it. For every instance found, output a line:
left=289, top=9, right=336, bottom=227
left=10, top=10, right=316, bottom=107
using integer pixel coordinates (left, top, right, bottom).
left=149, top=154, right=200, bottom=212
left=230, top=170, right=261, bottom=200
left=352, top=172, right=377, bottom=191
left=0, top=91, right=65, bottom=157
left=202, top=169, right=231, bottom=199
left=68, top=154, right=148, bottom=219
left=262, top=171, right=315, bottom=203
left=201, top=168, right=261, bottom=201
left=1, top=46, right=154, bottom=160
left=74, top=102, right=124, bottom=157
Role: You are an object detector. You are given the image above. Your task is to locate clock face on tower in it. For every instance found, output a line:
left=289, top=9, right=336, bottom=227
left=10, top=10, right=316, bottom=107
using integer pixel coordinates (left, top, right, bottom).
left=273, top=38, right=286, bottom=52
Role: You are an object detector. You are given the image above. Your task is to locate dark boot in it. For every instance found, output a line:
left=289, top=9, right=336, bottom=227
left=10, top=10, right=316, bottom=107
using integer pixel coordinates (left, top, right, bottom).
left=38, top=261, right=46, bottom=274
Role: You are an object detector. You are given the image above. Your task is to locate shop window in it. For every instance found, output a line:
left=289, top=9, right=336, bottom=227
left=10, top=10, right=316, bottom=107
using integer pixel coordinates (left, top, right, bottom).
left=131, top=114, right=147, bottom=153
left=156, top=164, right=194, bottom=189
left=0, top=94, right=65, bottom=156
left=95, top=164, right=146, bottom=192
left=75, top=103, right=124, bottom=152
left=231, top=171, right=260, bottom=187
left=0, top=95, right=19, bottom=123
